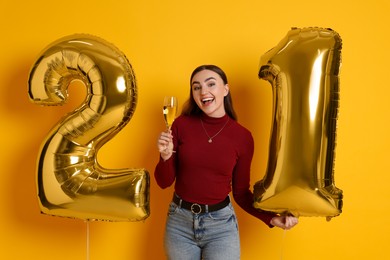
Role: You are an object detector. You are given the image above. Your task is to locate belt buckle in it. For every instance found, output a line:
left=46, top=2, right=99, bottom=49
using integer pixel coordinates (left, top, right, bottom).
left=190, top=203, right=202, bottom=214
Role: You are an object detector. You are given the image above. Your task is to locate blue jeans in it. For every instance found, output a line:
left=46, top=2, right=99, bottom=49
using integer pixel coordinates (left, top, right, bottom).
left=164, top=201, right=240, bottom=260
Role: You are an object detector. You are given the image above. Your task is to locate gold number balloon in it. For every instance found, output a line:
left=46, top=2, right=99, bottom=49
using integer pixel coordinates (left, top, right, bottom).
left=253, top=27, right=343, bottom=219
left=28, top=34, right=150, bottom=221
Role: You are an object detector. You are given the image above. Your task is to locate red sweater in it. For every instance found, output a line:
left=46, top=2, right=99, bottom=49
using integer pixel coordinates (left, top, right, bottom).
left=154, top=113, right=275, bottom=226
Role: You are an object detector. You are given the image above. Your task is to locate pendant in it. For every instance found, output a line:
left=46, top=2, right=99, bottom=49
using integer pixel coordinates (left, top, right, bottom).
left=208, top=139, right=212, bottom=143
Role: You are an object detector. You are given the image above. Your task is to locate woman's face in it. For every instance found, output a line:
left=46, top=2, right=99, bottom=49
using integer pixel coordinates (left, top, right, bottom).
left=191, top=69, right=229, bottom=118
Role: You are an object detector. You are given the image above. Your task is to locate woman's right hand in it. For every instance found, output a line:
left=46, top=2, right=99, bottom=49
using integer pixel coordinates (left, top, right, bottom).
left=157, top=130, right=174, bottom=161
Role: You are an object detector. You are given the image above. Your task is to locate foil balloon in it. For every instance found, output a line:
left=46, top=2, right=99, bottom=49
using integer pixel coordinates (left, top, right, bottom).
left=253, top=27, right=343, bottom=219
left=28, top=34, right=150, bottom=221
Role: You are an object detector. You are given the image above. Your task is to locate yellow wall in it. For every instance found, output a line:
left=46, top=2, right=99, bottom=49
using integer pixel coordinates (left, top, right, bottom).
left=1, top=0, right=389, bottom=259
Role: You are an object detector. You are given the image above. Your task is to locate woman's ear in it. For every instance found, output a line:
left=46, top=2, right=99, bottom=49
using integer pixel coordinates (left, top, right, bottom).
left=224, top=84, right=229, bottom=96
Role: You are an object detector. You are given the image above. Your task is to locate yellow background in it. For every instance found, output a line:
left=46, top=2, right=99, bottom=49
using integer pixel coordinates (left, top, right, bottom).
left=1, top=0, right=389, bottom=259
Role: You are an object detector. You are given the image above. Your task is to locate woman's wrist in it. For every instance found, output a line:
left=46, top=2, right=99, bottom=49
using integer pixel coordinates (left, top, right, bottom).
left=160, top=152, right=172, bottom=161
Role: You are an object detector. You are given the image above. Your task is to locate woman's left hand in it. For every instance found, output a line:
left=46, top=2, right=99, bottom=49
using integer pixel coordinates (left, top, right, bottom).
left=270, top=215, right=299, bottom=230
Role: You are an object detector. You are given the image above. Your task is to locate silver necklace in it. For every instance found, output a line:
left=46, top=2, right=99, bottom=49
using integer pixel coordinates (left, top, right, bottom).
left=200, top=117, right=230, bottom=143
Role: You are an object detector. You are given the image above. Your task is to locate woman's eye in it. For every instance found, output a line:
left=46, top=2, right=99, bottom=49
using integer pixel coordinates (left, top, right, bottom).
left=208, top=82, right=215, bottom=87
left=193, top=86, right=201, bottom=91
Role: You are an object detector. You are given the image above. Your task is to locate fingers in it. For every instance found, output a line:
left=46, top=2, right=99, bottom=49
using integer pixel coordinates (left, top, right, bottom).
left=157, top=131, right=174, bottom=162
left=270, top=216, right=285, bottom=229
left=271, top=216, right=299, bottom=230
left=283, top=216, right=299, bottom=230
left=160, top=131, right=173, bottom=142
left=157, top=131, right=173, bottom=149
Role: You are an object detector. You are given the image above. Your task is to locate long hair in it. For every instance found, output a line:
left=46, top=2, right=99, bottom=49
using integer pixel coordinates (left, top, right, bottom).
left=181, top=65, right=237, bottom=121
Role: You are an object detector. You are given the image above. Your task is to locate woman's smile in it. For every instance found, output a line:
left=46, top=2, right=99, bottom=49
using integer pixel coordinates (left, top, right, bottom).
left=191, top=70, right=229, bottom=118
left=201, top=97, right=214, bottom=105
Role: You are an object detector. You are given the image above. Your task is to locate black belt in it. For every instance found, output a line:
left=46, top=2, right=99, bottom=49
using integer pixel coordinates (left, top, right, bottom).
left=173, top=194, right=230, bottom=214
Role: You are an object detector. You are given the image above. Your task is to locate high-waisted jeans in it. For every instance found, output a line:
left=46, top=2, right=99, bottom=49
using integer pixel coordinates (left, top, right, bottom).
left=164, top=201, right=240, bottom=260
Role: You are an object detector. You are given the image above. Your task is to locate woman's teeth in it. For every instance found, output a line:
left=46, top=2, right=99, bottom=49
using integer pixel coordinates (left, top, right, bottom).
left=202, top=98, right=214, bottom=104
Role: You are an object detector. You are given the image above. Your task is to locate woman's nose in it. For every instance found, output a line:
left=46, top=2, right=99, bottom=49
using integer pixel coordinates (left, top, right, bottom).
left=200, top=86, right=208, bottom=94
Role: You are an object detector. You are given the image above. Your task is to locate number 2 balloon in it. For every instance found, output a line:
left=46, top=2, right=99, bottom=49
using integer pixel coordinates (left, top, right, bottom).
left=28, top=34, right=150, bottom=221
left=253, top=27, right=343, bottom=219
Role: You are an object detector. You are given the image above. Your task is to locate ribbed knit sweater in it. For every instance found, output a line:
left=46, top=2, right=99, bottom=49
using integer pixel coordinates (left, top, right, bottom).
left=154, top=113, right=275, bottom=226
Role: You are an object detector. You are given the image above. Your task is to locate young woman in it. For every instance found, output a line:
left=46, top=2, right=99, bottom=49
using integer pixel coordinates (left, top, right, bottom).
left=155, top=65, right=298, bottom=260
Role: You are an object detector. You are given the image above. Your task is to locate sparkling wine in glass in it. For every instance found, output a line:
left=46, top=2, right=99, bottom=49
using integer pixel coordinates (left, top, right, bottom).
left=163, top=96, right=177, bottom=130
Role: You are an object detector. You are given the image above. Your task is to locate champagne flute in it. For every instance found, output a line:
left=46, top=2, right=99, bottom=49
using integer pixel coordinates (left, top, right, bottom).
left=162, top=96, right=177, bottom=153
left=163, top=96, right=177, bottom=130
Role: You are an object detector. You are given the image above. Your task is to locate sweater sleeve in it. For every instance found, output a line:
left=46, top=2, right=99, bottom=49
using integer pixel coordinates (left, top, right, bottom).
left=154, top=156, right=176, bottom=189
left=232, top=132, right=277, bottom=227
left=154, top=120, right=179, bottom=189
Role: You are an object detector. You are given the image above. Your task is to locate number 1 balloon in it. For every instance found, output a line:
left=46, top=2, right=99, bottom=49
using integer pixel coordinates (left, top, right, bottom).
left=253, top=27, right=343, bottom=219
left=28, top=34, right=150, bottom=221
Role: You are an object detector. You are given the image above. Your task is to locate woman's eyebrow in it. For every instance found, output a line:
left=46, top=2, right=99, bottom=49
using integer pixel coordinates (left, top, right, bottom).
left=191, top=77, right=216, bottom=86
left=205, top=77, right=216, bottom=82
left=192, top=81, right=200, bottom=85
